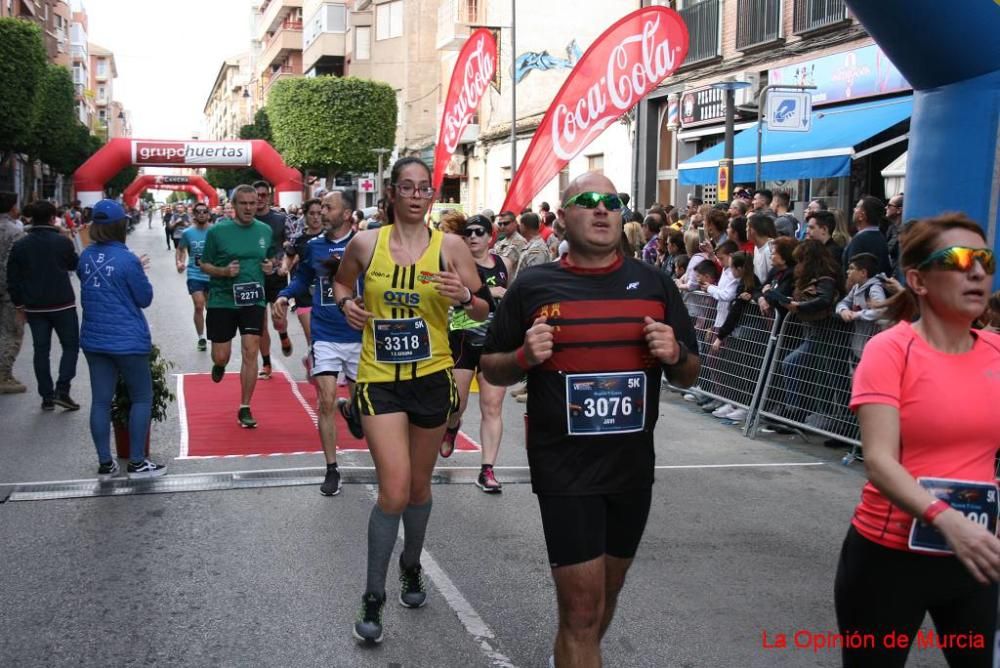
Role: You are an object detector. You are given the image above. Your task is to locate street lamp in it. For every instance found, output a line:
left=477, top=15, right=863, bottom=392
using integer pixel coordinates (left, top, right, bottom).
left=710, top=77, right=752, bottom=203
left=371, top=148, right=391, bottom=206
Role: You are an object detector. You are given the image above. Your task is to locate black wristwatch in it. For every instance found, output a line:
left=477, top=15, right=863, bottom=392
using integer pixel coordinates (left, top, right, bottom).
left=458, top=288, right=474, bottom=307
left=336, top=296, right=351, bottom=312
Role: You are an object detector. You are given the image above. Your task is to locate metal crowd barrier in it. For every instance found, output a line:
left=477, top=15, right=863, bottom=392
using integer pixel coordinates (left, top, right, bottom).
left=670, top=291, right=883, bottom=464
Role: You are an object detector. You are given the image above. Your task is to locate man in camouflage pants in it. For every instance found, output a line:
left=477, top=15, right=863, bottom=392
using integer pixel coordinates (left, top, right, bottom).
left=0, top=191, right=26, bottom=393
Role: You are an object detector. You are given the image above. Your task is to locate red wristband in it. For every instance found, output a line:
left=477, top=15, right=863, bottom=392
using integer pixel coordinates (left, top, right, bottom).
left=515, top=346, right=532, bottom=371
left=921, top=499, right=950, bottom=525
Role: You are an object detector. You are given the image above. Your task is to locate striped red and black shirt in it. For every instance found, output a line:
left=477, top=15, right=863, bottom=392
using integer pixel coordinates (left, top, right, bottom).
left=484, top=254, right=698, bottom=495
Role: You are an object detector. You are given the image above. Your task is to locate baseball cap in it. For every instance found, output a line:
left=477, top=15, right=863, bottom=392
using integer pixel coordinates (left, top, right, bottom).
left=91, top=199, right=128, bottom=224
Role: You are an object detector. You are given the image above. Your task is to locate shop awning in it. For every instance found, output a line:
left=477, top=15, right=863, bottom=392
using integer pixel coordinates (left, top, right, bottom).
left=881, top=150, right=907, bottom=196
left=677, top=96, right=913, bottom=185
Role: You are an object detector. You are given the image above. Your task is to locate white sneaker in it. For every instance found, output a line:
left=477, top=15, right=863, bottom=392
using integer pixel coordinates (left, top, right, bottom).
left=683, top=392, right=700, bottom=402
left=726, top=407, right=748, bottom=421
left=712, top=403, right=737, bottom=418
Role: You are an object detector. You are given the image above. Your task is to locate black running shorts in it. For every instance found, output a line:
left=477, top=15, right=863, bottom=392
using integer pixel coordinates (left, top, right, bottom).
left=265, top=273, right=287, bottom=303
left=354, top=369, right=459, bottom=429
left=206, top=306, right=266, bottom=341
left=448, top=329, right=485, bottom=371
left=537, top=488, right=653, bottom=569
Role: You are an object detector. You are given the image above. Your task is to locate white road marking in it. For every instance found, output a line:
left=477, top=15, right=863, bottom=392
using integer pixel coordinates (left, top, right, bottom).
left=364, top=484, right=518, bottom=668
left=176, top=374, right=189, bottom=458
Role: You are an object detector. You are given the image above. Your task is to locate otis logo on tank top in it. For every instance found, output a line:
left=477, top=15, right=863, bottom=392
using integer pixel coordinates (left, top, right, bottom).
left=384, top=290, right=421, bottom=307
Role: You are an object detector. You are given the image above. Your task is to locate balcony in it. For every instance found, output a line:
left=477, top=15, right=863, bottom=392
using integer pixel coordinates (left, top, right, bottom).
left=70, top=44, right=86, bottom=60
left=736, top=0, right=782, bottom=50
left=303, top=32, right=346, bottom=73
left=678, top=0, right=720, bottom=67
left=437, top=0, right=483, bottom=51
left=794, top=0, right=849, bottom=34
left=256, top=0, right=303, bottom=39
left=259, top=20, right=303, bottom=70
left=263, top=63, right=301, bottom=94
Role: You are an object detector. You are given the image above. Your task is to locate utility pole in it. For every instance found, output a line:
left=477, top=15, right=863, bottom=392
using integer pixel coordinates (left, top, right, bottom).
left=509, top=0, right=517, bottom=181
left=372, top=148, right=391, bottom=207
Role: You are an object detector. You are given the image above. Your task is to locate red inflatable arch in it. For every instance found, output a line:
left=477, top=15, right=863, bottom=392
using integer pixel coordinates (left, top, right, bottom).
left=74, top=138, right=303, bottom=208
left=123, top=175, right=219, bottom=209
left=148, top=184, right=210, bottom=205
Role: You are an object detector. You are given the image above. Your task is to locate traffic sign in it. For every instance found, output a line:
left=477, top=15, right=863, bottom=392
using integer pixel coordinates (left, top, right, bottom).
left=767, top=92, right=812, bottom=132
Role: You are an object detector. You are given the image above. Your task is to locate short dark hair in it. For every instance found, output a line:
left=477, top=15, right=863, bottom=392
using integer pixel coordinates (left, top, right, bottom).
left=849, top=252, right=879, bottom=277
left=694, top=259, right=720, bottom=282
left=30, top=200, right=56, bottom=226
left=858, top=195, right=885, bottom=228
left=810, top=210, right=836, bottom=236
left=520, top=212, right=540, bottom=231
left=642, top=215, right=663, bottom=234
left=748, top=213, right=777, bottom=239
left=716, top=240, right=739, bottom=256
left=498, top=210, right=516, bottom=221
left=773, top=190, right=791, bottom=208
left=704, top=209, right=728, bottom=234
left=618, top=193, right=630, bottom=206
left=252, top=180, right=271, bottom=192
left=302, top=198, right=321, bottom=212
left=688, top=197, right=703, bottom=207
left=89, top=219, right=128, bottom=244
left=0, top=191, right=16, bottom=214
left=754, top=189, right=773, bottom=204
left=674, top=254, right=690, bottom=272
left=539, top=201, right=550, bottom=212
left=334, top=189, right=356, bottom=211
left=771, top=236, right=798, bottom=267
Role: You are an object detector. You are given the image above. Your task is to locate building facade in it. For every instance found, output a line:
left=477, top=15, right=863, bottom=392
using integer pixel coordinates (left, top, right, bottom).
left=203, top=55, right=253, bottom=141
left=251, top=0, right=305, bottom=107
left=1, top=0, right=71, bottom=67
left=635, top=0, right=910, bottom=215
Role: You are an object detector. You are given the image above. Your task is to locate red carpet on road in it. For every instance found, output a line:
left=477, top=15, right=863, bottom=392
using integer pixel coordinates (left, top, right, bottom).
left=178, top=372, right=480, bottom=458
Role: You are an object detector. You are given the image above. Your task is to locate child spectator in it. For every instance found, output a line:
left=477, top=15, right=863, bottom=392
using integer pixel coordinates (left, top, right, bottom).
left=709, top=251, right=762, bottom=421
left=836, top=252, right=888, bottom=363
left=673, top=254, right=689, bottom=282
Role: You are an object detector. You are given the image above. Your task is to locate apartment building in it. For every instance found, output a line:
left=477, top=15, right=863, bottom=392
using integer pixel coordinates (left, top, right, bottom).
left=89, top=41, right=126, bottom=139
left=203, top=55, right=253, bottom=141
left=252, top=0, right=305, bottom=105
left=69, top=7, right=93, bottom=127
left=1, top=0, right=71, bottom=67
left=636, top=0, right=911, bottom=213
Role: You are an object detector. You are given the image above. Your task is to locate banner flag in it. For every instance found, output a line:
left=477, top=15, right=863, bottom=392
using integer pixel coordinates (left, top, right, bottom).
left=500, top=7, right=688, bottom=213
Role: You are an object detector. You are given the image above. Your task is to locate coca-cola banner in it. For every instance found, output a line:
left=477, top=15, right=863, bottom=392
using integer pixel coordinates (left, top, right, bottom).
left=500, top=7, right=688, bottom=214
left=433, top=29, right=498, bottom=192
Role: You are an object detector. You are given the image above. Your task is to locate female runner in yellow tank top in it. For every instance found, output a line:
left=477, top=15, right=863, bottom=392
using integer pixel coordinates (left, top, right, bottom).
left=333, top=157, right=489, bottom=644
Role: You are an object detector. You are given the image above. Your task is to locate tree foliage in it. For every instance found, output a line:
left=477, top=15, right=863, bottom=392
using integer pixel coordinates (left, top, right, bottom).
left=0, top=18, right=47, bottom=153
left=267, top=76, right=396, bottom=185
left=204, top=108, right=273, bottom=192
left=31, top=63, right=80, bottom=173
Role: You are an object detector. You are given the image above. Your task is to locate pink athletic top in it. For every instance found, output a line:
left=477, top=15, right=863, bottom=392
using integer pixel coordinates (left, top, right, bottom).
left=849, top=321, right=1000, bottom=551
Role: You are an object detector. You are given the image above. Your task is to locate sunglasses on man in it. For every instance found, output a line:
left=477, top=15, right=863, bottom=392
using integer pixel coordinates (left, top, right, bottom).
left=561, top=191, right=624, bottom=211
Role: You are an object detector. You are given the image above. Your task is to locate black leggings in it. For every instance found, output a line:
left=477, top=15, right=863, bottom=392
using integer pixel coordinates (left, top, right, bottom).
left=834, top=526, right=996, bottom=668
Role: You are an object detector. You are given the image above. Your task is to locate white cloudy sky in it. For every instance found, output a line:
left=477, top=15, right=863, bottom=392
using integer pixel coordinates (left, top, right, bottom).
left=78, top=0, right=252, bottom=140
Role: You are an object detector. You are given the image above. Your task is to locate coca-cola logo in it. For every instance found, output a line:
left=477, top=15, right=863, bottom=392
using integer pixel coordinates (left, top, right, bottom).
left=551, top=15, right=684, bottom=160
left=442, top=35, right=495, bottom=154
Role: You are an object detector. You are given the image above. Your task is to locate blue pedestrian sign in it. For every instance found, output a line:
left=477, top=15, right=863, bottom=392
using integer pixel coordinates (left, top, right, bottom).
left=767, top=92, right=812, bottom=132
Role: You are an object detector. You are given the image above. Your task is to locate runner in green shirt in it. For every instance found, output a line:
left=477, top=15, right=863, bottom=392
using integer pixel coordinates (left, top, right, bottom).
left=199, top=184, right=276, bottom=428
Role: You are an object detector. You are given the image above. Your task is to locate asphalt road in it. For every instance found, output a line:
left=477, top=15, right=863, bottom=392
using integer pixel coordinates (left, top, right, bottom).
left=0, top=216, right=946, bottom=667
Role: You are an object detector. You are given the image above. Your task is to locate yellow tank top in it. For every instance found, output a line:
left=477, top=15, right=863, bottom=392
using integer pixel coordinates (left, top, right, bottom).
left=358, top=225, right=453, bottom=383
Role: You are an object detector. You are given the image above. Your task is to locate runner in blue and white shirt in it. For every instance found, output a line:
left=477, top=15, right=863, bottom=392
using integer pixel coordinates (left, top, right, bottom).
left=175, top=203, right=213, bottom=351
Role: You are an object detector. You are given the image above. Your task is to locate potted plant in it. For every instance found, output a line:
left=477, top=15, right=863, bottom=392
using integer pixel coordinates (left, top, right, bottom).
left=110, top=345, right=176, bottom=459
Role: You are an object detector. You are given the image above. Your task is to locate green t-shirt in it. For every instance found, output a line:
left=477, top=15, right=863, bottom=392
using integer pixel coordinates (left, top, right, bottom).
left=201, top=218, right=275, bottom=309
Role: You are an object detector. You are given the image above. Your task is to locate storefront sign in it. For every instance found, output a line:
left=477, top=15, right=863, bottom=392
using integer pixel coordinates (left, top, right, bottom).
left=501, top=6, right=689, bottom=214
left=680, top=86, right=726, bottom=127
left=768, top=44, right=909, bottom=107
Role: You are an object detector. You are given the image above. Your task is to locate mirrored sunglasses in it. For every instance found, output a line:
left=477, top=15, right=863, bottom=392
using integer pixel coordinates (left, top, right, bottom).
left=562, top=191, right=623, bottom=211
left=917, top=246, right=996, bottom=274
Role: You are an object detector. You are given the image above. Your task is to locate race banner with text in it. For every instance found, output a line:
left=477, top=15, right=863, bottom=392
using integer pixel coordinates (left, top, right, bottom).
left=132, top=140, right=253, bottom=167
left=432, top=28, right=498, bottom=192
left=500, top=7, right=688, bottom=214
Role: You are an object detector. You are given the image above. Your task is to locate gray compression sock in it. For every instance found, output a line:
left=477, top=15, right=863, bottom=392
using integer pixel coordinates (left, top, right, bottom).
left=365, top=505, right=402, bottom=594
left=400, top=500, right=433, bottom=569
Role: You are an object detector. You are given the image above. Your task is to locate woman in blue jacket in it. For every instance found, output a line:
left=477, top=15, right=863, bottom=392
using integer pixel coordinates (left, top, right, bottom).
left=78, top=200, right=165, bottom=479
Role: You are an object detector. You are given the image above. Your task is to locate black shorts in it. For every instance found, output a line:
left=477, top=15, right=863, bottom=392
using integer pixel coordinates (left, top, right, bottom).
left=448, top=329, right=485, bottom=371
left=206, top=306, right=266, bottom=341
left=537, top=488, right=652, bottom=569
left=354, top=369, right=459, bottom=429
left=265, top=273, right=288, bottom=303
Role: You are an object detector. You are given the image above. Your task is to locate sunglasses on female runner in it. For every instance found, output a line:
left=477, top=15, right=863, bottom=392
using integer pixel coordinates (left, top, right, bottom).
left=917, top=246, right=996, bottom=274
left=561, top=191, right=624, bottom=211
left=461, top=227, right=489, bottom=238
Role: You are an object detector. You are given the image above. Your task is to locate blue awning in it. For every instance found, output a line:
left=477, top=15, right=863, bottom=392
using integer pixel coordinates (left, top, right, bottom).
left=677, top=96, right=912, bottom=185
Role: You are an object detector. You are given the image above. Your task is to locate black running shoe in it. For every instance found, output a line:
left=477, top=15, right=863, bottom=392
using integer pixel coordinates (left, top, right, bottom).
left=126, top=459, right=166, bottom=479
left=53, top=393, right=80, bottom=411
left=197, top=338, right=207, bottom=352
left=353, top=592, right=386, bottom=644
left=337, top=397, right=364, bottom=439
left=238, top=406, right=257, bottom=429
left=398, top=556, right=427, bottom=608
left=211, top=364, right=225, bottom=383
left=280, top=333, right=293, bottom=357
left=320, top=465, right=342, bottom=496
left=97, top=460, right=120, bottom=480
left=41, top=399, right=55, bottom=411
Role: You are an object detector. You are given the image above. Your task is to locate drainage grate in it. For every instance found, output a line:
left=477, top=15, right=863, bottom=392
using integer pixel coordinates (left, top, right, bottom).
left=3, top=466, right=532, bottom=502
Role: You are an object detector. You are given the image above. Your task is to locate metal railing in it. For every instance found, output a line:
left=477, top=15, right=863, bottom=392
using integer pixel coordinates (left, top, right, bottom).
left=679, top=0, right=721, bottom=66
left=793, top=0, right=848, bottom=34
left=670, top=292, right=885, bottom=464
left=736, top=0, right=782, bottom=50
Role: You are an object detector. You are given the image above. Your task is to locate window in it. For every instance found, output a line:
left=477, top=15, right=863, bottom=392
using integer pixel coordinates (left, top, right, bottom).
left=326, top=3, right=346, bottom=31
left=355, top=26, right=371, bottom=59
left=376, top=0, right=403, bottom=40
left=96, top=59, right=107, bottom=77
left=587, top=154, right=604, bottom=175
left=98, top=85, right=106, bottom=101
